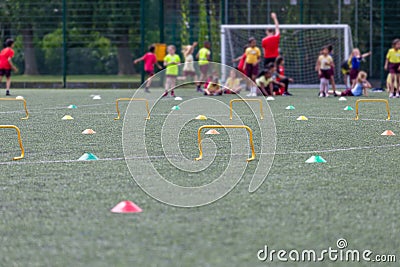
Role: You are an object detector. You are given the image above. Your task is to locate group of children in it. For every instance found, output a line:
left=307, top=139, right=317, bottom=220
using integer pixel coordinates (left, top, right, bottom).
left=316, top=44, right=372, bottom=97
left=130, top=30, right=400, bottom=99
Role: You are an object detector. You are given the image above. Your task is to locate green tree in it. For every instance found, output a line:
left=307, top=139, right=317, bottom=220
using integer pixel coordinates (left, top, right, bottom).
left=209, top=2, right=220, bottom=61
left=198, top=0, right=209, bottom=45
left=180, top=0, right=190, bottom=46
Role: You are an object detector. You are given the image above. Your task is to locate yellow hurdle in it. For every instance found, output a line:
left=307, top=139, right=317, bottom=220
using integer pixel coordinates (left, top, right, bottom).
left=0, top=98, right=29, bottom=120
left=195, top=125, right=256, bottom=162
left=355, top=99, right=390, bottom=121
left=114, top=98, right=150, bottom=120
left=229, top=99, right=264, bottom=120
left=0, top=125, right=25, bottom=160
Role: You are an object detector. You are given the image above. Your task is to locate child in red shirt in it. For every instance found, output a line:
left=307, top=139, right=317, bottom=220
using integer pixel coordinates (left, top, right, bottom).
left=0, top=39, right=18, bottom=96
left=232, top=45, right=248, bottom=74
left=134, top=45, right=162, bottom=93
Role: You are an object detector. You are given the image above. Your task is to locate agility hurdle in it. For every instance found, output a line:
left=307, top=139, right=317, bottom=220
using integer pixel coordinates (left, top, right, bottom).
left=0, top=98, right=29, bottom=120
left=355, top=99, right=390, bottom=121
left=195, top=125, right=256, bottom=162
left=0, top=125, right=25, bottom=160
left=229, top=99, right=264, bottom=120
left=114, top=98, right=150, bottom=120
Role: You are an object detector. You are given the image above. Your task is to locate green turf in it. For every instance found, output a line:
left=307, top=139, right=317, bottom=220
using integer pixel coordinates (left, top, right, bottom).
left=0, top=88, right=399, bottom=266
left=12, top=75, right=141, bottom=83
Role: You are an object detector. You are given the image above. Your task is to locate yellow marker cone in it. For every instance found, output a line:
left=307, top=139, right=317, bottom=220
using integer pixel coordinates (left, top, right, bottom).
left=195, top=115, right=207, bottom=120
left=297, top=116, right=308, bottom=121
left=82, top=129, right=96, bottom=135
left=205, top=129, right=220, bottom=135
left=62, top=115, right=74, bottom=120
left=381, top=130, right=395, bottom=136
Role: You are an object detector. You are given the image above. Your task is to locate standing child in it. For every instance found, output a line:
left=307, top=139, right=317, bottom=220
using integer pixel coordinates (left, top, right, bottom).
left=341, top=54, right=352, bottom=89
left=162, top=45, right=180, bottom=97
left=180, top=42, right=198, bottom=82
left=316, top=46, right=334, bottom=97
left=350, top=48, right=371, bottom=87
left=341, top=71, right=371, bottom=97
left=0, top=39, right=18, bottom=96
left=245, top=37, right=261, bottom=97
left=133, top=44, right=162, bottom=93
left=327, top=44, right=338, bottom=96
left=384, top=39, right=400, bottom=98
left=196, top=41, right=211, bottom=92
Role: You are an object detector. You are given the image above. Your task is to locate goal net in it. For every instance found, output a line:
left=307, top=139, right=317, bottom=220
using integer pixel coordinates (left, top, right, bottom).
left=221, top=24, right=353, bottom=88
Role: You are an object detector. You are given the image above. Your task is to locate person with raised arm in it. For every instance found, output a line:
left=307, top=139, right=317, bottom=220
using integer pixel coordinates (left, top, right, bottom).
left=262, top=12, right=280, bottom=68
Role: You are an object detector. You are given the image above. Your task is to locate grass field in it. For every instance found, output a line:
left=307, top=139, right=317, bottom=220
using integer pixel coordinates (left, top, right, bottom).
left=1, top=87, right=399, bottom=266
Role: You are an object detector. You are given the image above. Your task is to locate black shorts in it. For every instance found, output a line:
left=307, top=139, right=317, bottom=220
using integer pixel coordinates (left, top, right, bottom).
left=389, top=63, right=400, bottom=74
left=319, top=69, right=332, bottom=79
left=264, top=57, right=277, bottom=68
left=245, top=64, right=259, bottom=78
left=0, top=69, right=11, bottom=78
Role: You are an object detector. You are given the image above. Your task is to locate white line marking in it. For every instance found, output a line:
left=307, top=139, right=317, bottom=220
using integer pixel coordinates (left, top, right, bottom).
left=1, top=143, right=399, bottom=166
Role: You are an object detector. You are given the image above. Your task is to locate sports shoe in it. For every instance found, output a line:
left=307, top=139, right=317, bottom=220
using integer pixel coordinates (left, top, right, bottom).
left=396, top=93, right=400, bottom=98
left=162, top=91, right=168, bottom=98
left=171, top=91, right=175, bottom=97
left=6, top=90, right=10, bottom=96
left=389, top=93, right=395, bottom=98
left=325, top=93, right=329, bottom=97
left=282, top=92, right=292, bottom=96
left=247, top=92, right=257, bottom=97
left=333, top=92, right=339, bottom=97
left=319, top=92, right=324, bottom=97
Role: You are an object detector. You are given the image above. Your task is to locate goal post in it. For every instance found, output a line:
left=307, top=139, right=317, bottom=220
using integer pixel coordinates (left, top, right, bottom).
left=220, top=24, right=353, bottom=88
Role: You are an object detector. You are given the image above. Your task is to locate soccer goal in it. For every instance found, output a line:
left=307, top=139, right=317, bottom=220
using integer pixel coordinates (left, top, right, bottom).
left=221, top=24, right=353, bottom=88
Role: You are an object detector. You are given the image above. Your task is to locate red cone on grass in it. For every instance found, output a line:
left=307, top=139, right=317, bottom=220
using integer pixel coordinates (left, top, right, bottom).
left=111, top=201, right=142, bottom=213
left=381, top=130, right=395, bottom=136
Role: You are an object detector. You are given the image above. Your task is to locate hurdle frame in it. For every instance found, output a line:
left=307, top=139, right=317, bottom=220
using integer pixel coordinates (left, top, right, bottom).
left=114, top=98, right=150, bottom=120
left=355, top=99, right=390, bottom=121
left=195, top=125, right=256, bottom=162
left=0, top=98, right=29, bottom=120
left=229, top=99, right=264, bottom=120
left=0, top=125, right=25, bottom=160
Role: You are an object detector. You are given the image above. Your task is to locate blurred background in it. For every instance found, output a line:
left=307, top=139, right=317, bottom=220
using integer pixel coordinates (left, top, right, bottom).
left=0, top=0, right=397, bottom=87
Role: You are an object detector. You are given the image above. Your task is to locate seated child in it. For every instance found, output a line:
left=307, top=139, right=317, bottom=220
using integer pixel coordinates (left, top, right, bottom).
left=205, top=77, right=223, bottom=96
left=341, top=71, right=371, bottom=97
left=255, top=69, right=273, bottom=96
left=224, top=69, right=243, bottom=94
left=265, top=62, right=285, bottom=95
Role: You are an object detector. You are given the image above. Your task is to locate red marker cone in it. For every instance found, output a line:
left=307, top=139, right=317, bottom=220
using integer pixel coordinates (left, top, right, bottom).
left=381, top=130, right=395, bottom=136
left=111, top=201, right=142, bottom=213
